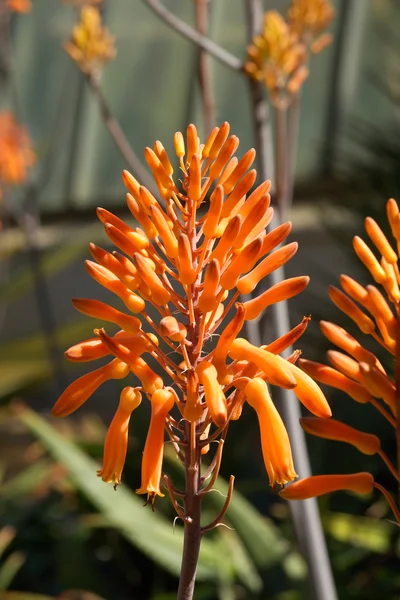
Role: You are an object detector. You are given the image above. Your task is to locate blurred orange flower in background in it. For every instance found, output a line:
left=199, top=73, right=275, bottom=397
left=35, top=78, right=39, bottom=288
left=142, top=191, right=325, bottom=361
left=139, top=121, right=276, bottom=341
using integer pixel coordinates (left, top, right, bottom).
left=0, top=112, right=36, bottom=200
left=6, top=0, right=31, bottom=13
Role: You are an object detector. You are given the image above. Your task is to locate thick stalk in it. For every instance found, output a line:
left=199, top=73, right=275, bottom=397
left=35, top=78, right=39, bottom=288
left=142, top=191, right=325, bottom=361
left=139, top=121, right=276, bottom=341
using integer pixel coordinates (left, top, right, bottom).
left=177, top=422, right=202, bottom=600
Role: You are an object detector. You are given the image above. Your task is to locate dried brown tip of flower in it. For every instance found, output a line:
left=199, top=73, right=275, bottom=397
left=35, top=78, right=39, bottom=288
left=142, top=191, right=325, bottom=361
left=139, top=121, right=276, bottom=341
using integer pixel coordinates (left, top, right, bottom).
left=328, top=286, right=375, bottom=334
left=298, top=358, right=371, bottom=405
left=243, top=276, right=309, bottom=321
left=353, top=236, right=387, bottom=284
left=229, top=339, right=297, bottom=389
left=300, top=417, right=380, bottom=455
left=280, top=473, right=374, bottom=500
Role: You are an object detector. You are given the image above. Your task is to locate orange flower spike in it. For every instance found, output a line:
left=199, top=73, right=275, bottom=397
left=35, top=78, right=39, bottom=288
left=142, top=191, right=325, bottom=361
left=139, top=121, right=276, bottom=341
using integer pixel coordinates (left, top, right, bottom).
left=243, top=276, right=310, bottom=321
left=150, top=204, right=179, bottom=258
left=245, top=378, right=297, bottom=486
left=137, top=388, right=176, bottom=499
left=280, top=473, right=374, bottom=501
left=264, top=316, right=311, bottom=355
left=222, top=149, right=256, bottom=194
left=237, top=242, right=298, bottom=295
left=209, top=215, right=242, bottom=265
left=298, top=358, right=372, bottom=404
left=220, top=238, right=262, bottom=291
left=300, top=417, right=380, bottom=456
left=219, top=169, right=257, bottom=220
left=130, top=356, right=164, bottom=395
left=283, top=361, right=332, bottom=418
left=208, top=121, right=230, bottom=160
left=52, top=358, right=129, bottom=417
left=229, top=339, right=297, bottom=389
left=178, top=234, right=196, bottom=285
left=98, top=386, right=142, bottom=486
left=126, top=193, right=158, bottom=239
left=196, top=361, right=227, bottom=428
left=359, top=363, right=397, bottom=416
left=133, top=253, right=171, bottom=305
left=202, top=127, right=219, bottom=159
left=72, top=298, right=141, bottom=333
left=188, top=154, right=202, bottom=202
left=160, top=316, right=187, bottom=342
left=326, top=350, right=362, bottom=382
left=366, top=285, right=397, bottom=339
left=353, top=236, right=387, bottom=284
left=328, top=286, right=375, bottom=334
left=198, top=260, right=221, bottom=313
left=339, top=275, right=371, bottom=310
left=209, top=136, right=240, bottom=180
left=203, top=186, right=223, bottom=239
left=364, top=217, right=397, bottom=264
left=319, top=320, right=382, bottom=369
left=184, top=370, right=203, bottom=422
left=85, top=261, right=145, bottom=313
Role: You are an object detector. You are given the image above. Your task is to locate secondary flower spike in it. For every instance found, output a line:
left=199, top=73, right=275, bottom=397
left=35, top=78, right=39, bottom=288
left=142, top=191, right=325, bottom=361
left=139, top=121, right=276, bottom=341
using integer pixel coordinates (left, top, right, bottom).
left=54, top=122, right=327, bottom=511
left=289, top=198, right=400, bottom=524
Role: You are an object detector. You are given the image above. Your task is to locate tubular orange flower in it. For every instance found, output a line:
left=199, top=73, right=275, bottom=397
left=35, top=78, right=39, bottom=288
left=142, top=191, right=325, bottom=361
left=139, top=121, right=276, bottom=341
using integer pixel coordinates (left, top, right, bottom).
left=97, top=387, right=142, bottom=487
left=0, top=112, right=36, bottom=195
left=280, top=473, right=374, bottom=500
left=136, top=388, right=175, bottom=502
left=64, top=5, right=115, bottom=74
left=295, top=198, right=400, bottom=523
left=245, top=378, right=297, bottom=486
left=54, top=123, right=326, bottom=531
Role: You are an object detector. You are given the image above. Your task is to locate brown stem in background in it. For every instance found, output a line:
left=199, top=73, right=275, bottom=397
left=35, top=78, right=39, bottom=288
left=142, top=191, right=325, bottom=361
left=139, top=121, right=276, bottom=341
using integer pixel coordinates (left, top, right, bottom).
left=275, top=106, right=289, bottom=220
left=143, top=0, right=243, bottom=71
left=194, top=0, right=215, bottom=135
left=85, top=73, right=160, bottom=199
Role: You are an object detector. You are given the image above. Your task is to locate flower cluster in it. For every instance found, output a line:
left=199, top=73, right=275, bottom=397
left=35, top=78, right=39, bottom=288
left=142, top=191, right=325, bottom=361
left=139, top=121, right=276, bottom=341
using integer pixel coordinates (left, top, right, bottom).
left=64, top=5, right=115, bottom=75
left=3, top=0, right=31, bottom=13
left=288, top=0, right=335, bottom=53
left=54, top=122, right=331, bottom=506
left=281, top=199, right=400, bottom=524
left=0, top=112, right=36, bottom=200
left=245, top=0, right=334, bottom=106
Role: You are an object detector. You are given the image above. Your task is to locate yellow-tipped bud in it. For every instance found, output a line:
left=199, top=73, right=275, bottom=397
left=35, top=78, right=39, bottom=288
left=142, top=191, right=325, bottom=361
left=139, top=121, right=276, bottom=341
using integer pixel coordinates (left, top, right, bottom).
left=243, top=276, right=309, bottom=321
left=353, top=236, right=387, bottom=284
left=300, top=417, right=380, bottom=455
left=245, top=378, right=297, bottom=486
left=280, top=473, right=374, bottom=500
left=136, top=387, right=175, bottom=498
left=196, top=361, right=227, bottom=428
left=174, top=131, right=185, bottom=158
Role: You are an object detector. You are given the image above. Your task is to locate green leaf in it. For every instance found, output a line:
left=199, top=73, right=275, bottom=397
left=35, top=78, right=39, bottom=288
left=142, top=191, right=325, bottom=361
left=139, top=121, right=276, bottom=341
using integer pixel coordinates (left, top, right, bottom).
left=0, top=459, right=53, bottom=500
left=16, top=407, right=235, bottom=582
left=324, top=511, right=394, bottom=554
left=216, top=527, right=263, bottom=593
left=0, top=552, right=25, bottom=591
